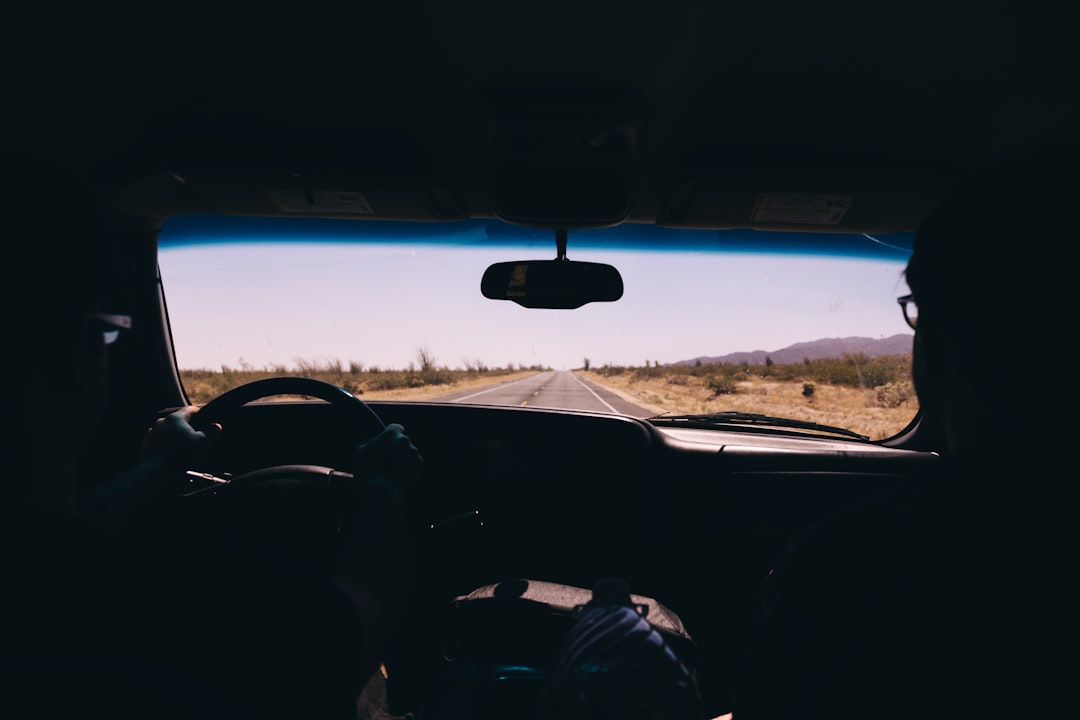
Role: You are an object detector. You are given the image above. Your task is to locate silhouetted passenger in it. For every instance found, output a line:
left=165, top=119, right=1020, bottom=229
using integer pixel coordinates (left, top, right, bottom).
left=734, top=141, right=1076, bottom=720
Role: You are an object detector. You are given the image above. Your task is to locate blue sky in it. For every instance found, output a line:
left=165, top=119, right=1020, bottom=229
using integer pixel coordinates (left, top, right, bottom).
left=158, top=218, right=914, bottom=371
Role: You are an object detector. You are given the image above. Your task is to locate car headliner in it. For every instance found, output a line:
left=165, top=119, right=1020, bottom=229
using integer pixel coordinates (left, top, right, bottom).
left=2, top=1, right=1075, bottom=236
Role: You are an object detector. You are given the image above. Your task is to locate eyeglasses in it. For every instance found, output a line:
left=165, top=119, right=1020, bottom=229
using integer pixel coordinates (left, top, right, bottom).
left=896, top=294, right=917, bottom=330
left=86, top=313, right=133, bottom=345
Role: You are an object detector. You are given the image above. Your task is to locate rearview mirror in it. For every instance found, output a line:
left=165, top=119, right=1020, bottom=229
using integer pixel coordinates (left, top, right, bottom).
left=481, top=260, right=624, bottom=309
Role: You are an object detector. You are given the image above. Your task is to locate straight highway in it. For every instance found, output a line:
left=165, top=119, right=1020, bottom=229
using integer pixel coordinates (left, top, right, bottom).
left=433, top=370, right=655, bottom=418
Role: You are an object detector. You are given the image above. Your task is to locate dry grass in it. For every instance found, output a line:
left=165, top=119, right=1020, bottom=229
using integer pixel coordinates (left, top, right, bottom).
left=577, top=371, right=917, bottom=441
left=182, top=370, right=543, bottom=405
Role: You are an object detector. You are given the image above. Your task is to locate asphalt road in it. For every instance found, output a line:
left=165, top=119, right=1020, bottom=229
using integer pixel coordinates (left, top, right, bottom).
left=432, top=370, right=656, bottom=418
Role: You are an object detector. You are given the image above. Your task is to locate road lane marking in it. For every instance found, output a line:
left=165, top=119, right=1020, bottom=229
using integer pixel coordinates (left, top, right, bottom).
left=568, top=372, right=620, bottom=414
left=450, top=372, right=549, bottom=402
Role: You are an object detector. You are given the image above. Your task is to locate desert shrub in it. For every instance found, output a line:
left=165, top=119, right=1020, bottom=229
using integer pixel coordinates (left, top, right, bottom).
left=802, top=382, right=816, bottom=398
left=689, top=363, right=709, bottom=377
left=421, top=367, right=455, bottom=385
left=873, top=381, right=915, bottom=408
left=632, top=363, right=662, bottom=380
left=292, top=358, right=316, bottom=377
left=666, top=375, right=689, bottom=385
left=706, top=375, right=738, bottom=395
left=802, top=354, right=910, bottom=389
left=843, top=352, right=870, bottom=366
left=774, top=365, right=800, bottom=381
left=416, top=345, right=437, bottom=372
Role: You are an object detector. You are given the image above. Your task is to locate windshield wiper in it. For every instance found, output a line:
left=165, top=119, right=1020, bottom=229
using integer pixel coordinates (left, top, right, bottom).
left=648, top=411, right=870, bottom=441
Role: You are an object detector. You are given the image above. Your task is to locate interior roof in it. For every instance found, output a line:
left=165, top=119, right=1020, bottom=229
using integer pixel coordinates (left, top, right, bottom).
left=3, top=1, right=1076, bottom=233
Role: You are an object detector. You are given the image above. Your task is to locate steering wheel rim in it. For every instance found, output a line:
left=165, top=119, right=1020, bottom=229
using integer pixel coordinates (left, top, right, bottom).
left=180, top=377, right=390, bottom=560
left=181, top=376, right=388, bottom=494
left=192, top=376, right=386, bottom=436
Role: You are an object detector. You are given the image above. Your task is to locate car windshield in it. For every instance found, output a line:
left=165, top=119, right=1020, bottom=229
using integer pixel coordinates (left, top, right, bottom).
left=158, top=215, right=917, bottom=441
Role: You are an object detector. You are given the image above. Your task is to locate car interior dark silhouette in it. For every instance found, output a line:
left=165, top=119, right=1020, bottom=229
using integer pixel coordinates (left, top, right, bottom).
left=2, top=2, right=1074, bottom=719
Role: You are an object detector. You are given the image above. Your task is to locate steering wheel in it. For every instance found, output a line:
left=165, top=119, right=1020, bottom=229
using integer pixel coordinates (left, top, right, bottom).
left=180, top=377, right=394, bottom=562
left=188, top=376, right=386, bottom=485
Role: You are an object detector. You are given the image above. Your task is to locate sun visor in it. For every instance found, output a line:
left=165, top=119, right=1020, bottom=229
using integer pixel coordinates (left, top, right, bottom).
left=658, top=169, right=957, bottom=233
left=104, top=123, right=448, bottom=222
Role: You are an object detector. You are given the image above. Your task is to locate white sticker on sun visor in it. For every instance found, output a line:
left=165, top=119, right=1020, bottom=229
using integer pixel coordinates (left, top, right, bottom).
left=752, top=194, right=852, bottom=225
left=268, top=189, right=374, bottom=214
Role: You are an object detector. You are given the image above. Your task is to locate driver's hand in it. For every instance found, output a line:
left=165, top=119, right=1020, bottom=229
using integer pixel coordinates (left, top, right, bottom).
left=83, top=407, right=221, bottom=525
left=141, top=406, right=222, bottom=470
left=351, top=423, right=424, bottom=499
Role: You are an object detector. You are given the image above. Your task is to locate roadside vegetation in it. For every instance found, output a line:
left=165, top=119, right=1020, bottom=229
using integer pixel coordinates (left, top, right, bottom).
left=179, top=348, right=917, bottom=441
left=180, top=347, right=550, bottom=405
left=578, top=353, right=917, bottom=441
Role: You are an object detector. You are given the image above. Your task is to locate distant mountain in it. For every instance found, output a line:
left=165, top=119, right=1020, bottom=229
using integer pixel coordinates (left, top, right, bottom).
left=669, top=334, right=914, bottom=366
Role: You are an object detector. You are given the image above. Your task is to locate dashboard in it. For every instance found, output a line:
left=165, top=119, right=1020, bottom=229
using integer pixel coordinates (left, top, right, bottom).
left=180, top=397, right=937, bottom=715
